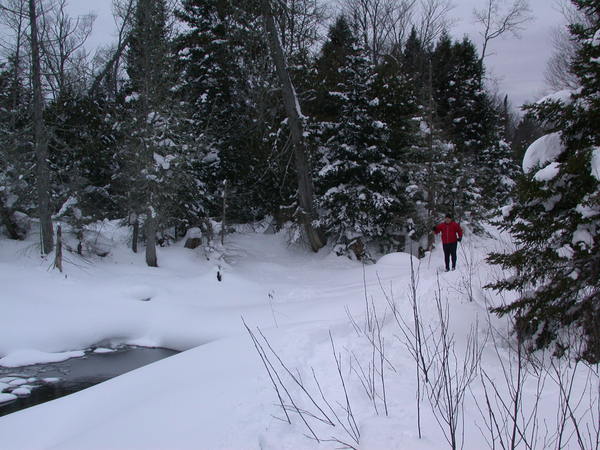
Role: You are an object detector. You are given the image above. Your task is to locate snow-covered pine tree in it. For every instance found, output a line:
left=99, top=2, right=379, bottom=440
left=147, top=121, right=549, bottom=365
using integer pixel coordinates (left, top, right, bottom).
left=372, top=50, right=424, bottom=249
left=487, top=0, right=600, bottom=362
left=0, top=60, right=31, bottom=240
left=46, top=93, right=120, bottom=241
left=313, top=17, right=407, bottom=258
left=477, top=111, right=519, bottom=212
left=402, top=27, right=429, bottom=97
left=432, top=34, right=513, bottom=223
left=397, top=32, right=457, bottom=245
left=312, top=16, right=357, bottom=123
left=175, top=0, right=285, bottom=224
left=122, top=0, right=207, bottom=265
left=122, top=0, right=171, bottom=265
left=433, top=35, right=495, bottom=155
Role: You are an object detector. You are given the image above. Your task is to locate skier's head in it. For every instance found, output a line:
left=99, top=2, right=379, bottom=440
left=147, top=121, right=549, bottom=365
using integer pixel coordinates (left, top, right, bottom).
left=444, top=214, right=452, bottom=223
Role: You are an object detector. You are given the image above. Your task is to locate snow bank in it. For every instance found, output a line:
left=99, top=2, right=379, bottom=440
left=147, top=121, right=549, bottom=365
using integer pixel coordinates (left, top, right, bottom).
left=0, top=350, right=85, bottom=368
left=376, top=251, right=419, bottom=269
left=523, top=132, right=565, bottom=173
left=0, top=226, right=596, bottom=450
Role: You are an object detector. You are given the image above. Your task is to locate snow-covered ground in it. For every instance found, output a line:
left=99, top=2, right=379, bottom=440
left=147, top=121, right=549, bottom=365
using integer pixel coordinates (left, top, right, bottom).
left=0, top=223, right=597, bottom=449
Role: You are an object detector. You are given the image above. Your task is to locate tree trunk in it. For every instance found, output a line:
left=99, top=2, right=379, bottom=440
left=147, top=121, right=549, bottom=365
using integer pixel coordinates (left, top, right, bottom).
left=29, top=0, right=54, bottom=255
left=221, top=180, right=227, bottom=246
left=426, top=58, right=436, bottom=251
left=262, top=1, right=325, bottom=252
left=145, top=208, right=157, bottom=267
left=54, top=225, right=63, bottom=272
left=89, top=35, right=131, bottom=98
left=131, top=212, right=139, bottom=253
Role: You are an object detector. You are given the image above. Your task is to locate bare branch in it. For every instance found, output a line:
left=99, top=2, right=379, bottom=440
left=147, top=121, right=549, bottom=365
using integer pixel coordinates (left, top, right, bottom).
left=340, top=0, right=418, bottom=64
left=473, top=0, right=533, bottom=64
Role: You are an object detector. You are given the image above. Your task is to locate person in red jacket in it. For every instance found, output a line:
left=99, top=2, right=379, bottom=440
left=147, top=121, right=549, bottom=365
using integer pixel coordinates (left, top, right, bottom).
left=433, top=214, right=463, bottom=272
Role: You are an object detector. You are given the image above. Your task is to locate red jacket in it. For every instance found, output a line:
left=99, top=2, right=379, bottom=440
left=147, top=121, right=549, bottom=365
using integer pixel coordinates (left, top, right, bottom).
left=434, top=221, right=463, bottom=244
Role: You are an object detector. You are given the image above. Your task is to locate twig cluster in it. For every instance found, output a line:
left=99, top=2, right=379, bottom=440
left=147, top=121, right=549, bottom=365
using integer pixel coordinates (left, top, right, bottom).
left=243, top=318, right=361, bottom=449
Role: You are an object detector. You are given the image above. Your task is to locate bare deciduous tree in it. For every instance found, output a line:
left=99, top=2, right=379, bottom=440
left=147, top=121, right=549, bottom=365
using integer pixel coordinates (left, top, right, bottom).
left=39, top=0, right=95, bottom=97
left=544, top=2, right=592, bottom=91
left=0, top=0, right=28, bottom=69
left=276, top=0, right=328, bottom=58
left=545, top=24, right=580, bottom=91
left=473, top=0, right=533, bottom=65
left=90, top=0, right=135, bottom=98
left=340, top=0, right=418, bottom=64
left=418, top=0, right=454, bottom=49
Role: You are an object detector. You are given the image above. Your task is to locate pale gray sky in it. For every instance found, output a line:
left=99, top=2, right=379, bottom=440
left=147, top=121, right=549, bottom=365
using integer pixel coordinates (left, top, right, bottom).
left=451, top=0, right=564, bottom=107
left=70, top=0, right=566, bottom=108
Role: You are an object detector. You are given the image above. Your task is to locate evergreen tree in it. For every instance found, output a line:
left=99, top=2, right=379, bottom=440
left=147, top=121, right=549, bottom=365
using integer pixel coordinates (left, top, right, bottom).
left=433, top=36, right=496, bottom=155
left=0, top=61, right=31, bottom=240
left=175, top=0, right=282, bottom=224
left=46, top=93, right=120, bottom=239
left=402, top=27, right=429, bottom=99
left=512, top=113, right=546, bottom=162
left=487, top=0, right=600, bottom=362
left=311, top=16, right=356, bottom=122
left=121, top=0, right=207, bottom=265
left=429, top=35, right=513, bottom=222
left=313, top=22, right=408, bottom=258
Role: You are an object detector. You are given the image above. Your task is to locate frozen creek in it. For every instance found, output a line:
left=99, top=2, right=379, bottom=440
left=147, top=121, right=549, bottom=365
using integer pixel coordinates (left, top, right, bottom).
left=0, top=346, right=176, bottom=417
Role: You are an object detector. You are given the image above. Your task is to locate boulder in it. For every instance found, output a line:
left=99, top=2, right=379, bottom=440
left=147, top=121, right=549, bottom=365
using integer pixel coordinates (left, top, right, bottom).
left=184, top=237, right=202, bottom=249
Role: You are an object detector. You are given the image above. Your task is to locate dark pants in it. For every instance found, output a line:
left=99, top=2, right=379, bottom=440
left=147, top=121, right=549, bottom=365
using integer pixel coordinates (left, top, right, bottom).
left=443, top=242, right=458, bottom=270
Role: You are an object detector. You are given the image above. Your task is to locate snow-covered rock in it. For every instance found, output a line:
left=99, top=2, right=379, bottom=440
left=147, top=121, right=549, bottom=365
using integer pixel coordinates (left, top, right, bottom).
left=93, top=348, right=116, bottom=354
left=11, top=386, right=32, bottom=396
left=8, top=378, right=27, bottom=387
left=0, top=393, right=17, bottom=404
left=42, top=378, right=60, bottom=384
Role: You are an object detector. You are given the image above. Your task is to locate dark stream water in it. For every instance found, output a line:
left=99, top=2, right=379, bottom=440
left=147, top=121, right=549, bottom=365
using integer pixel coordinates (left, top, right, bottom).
left=0, top=347, right=177, bottom=417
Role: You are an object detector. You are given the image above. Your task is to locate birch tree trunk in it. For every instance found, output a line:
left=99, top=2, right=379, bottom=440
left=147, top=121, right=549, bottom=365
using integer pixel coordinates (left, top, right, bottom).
left=29, top=0, right=54, bottom=255
left=262, top=1, right=325, bottom=252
